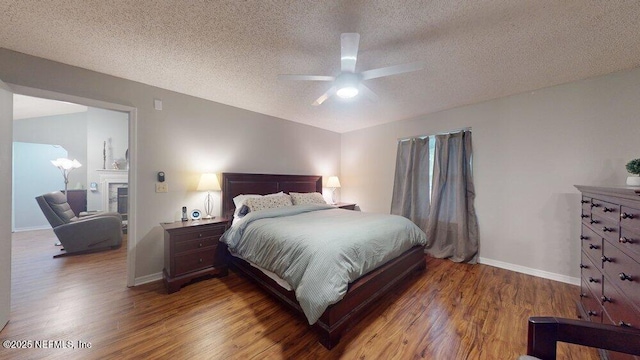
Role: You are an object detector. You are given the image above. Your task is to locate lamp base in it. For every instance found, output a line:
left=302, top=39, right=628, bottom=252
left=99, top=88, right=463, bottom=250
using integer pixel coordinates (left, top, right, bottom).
left=202, top=214, right=214, bottom=219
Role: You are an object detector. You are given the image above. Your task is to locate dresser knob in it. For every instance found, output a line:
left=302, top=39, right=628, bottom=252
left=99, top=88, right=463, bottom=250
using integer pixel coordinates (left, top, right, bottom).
left=591, top=203, right=600, bottom=208
left=601, top=296, right=611, bottom=303
left=581, top=214, right=589, bottom=218
left=621, top=212, right=634, bottom=219
left=581, top=200, right=590, bottom=204
left=199, top=242, right=203, bottom=247
left=588, top=310, right=598, bottom=316
left=619, top=321, right=632, bottom=327
left=580, top=263, right=587, bottom=269
left=589, top=244, right=599, bottom=250
left=601, top=256, right=612, bottom=263
left=199, top=258, right=203, bottom=263
left=603, top=207, right=613, bottom=213
left=619, top=237, right=634, bottom=244
left=580, top=293, right=586, bottom=298
left=602, top=227, right=612, bottom=232
left=580, top=235, right=588, bottom=240
left=588, top=277, right=599, bottom=283
left=590, top=219, right=599, bottom=224
left=198, top=233, right=203, bottom=238
left=619, top=272, right=633, bottom=281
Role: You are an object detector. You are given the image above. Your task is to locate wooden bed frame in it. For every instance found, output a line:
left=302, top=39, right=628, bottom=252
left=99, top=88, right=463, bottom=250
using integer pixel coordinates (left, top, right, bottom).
left=221, top=172, right=426, bottom=349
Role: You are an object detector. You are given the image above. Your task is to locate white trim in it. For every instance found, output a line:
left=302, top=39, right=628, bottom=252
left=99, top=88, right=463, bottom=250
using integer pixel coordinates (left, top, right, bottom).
left=9, top=83, right=138, bottom=288
left=134, top=272, right=162, bottom=286
left=478, top=257, right=580, bottom=286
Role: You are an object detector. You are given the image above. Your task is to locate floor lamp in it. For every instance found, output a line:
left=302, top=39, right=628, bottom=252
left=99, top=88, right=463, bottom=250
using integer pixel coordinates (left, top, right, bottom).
left=197, top=173, right=221, bottom=219
left=51, top=158, right=82, bottom=245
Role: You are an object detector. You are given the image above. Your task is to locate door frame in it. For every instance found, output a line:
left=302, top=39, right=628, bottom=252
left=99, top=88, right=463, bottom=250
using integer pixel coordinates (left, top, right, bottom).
left=9, top=83, right=138, bottom=287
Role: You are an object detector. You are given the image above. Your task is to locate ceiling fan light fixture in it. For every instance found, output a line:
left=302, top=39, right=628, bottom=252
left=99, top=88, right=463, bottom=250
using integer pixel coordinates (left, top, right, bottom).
left=336, top=86, right=359, bottom=99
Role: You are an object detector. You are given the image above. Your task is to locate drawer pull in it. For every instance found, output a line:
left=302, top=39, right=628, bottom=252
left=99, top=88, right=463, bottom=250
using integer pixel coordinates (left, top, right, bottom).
left=588, top=310, right=598, bottom=316
left=591, top=203, right=600, bottom=208
left=603, top=207, right=614, bottom=213
left=580, top=214, right=589, bottom=218
left=199, top=258, right=203, bottom=263
left=580, top=263, right=587, bottom=269
left=580, top=293, right=587, bottom=298
left=199, top=242, right=203, bottom=248
left=580, top=235, right=588, bottom=240
left=601, top=296, right=611, bottom=304
left=621, top=212, right=634, bottom=219
left=590, top=219, right=599, bottom=224
left=581, top=200, right=590, bottom=204
left=589, top=244, right=599, bottom=250
left=619, top=321, right=632, bottom=327
left=588, top=277, right=599, bottom=283
left=619, top=237, right=634, bottom=244
left=602, top=226, right=613, bottom=232
left=619, top=272, right=633, bottom=281
left=601, top=256, right=612, bottom=263
left=198, top=233, right=203, bottom=238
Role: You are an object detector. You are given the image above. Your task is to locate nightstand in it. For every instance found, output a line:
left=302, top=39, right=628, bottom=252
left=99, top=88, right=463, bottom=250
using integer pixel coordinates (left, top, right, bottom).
left=333, top=202, right=356, bottom=210
left=161, top=217, right=230, bottom=293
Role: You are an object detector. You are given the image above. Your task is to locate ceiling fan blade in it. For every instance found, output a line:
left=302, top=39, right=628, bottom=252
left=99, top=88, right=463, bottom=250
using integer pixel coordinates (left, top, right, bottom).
left=361, top=61, right=425, bottom=80
left=312, top=86, right=336, bottom=106
left=341, top=33, right=360, bottom=73
left=359, top=84, right=379, bottom=102
left=278, top=74, right=335, bottom=81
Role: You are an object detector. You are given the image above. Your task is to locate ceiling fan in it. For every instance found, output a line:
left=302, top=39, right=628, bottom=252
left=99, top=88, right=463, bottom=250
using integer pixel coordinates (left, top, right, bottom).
left=279, top=33, right=424, bottom=106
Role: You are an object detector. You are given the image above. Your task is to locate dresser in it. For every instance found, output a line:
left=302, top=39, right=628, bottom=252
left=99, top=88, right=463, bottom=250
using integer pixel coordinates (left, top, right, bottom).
left=576, top=186, right=640, bottom=360
left=162, top=217, right=230, bottom=293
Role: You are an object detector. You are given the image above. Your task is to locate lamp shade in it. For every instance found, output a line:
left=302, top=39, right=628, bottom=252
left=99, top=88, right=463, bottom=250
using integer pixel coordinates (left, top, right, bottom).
left=197, top=173, right=221, bottom=191
left=326, top=176, right=341, bottom=188
left=51, top=158, right=82, bottom=170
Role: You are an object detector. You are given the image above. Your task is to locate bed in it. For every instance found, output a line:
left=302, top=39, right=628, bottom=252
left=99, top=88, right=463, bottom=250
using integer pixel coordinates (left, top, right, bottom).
left=220, top=172, right=426, bottom=349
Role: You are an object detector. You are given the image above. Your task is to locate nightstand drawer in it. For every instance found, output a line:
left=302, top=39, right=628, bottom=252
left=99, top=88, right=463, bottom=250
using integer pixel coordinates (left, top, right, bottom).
left=174, top=236, right=220, bottom=254
left=173, top=226, right=225, bottom=243
left=174, top=248, right=217, bottom=275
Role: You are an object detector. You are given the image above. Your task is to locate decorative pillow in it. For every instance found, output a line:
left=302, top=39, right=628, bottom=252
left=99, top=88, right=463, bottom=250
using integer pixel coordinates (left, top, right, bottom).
left=233, top=192, right=284, bottom=217
left=289, top=192, right=327, bottom=205
left=245, top=194, right=292, bottom=212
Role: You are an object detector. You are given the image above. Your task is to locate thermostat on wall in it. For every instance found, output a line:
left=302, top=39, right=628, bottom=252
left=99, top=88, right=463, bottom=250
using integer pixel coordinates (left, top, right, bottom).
left=89, top=182, right=98, bottom=191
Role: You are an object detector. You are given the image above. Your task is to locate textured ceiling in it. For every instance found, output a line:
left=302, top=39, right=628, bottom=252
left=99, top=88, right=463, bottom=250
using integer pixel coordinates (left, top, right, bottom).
left=13, top=94, right=87, bottom=120
left=2, top=1, right=640, bottom=133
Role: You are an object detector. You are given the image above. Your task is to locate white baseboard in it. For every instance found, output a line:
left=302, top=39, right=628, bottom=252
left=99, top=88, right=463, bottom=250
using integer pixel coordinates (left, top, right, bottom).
left=478, top=257, right=580, bottom=286
left=133, top=272, right=162, bottom=286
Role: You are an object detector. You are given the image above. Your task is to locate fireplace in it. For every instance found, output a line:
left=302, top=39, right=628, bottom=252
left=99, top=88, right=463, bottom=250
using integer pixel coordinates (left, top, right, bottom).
left=98, top=169, right=128, bottom=232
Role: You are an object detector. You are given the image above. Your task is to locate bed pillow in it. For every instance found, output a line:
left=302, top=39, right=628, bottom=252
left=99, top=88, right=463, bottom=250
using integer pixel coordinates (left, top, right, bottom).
left=233, top=192, right=284, bottom=217
left=289, top=192, right=327, bottom=205
left=245, top=194, right=293, bottom=212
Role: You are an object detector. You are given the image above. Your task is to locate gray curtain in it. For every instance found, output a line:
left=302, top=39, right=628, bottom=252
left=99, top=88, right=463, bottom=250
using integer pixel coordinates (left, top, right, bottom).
left=390, top=137, right=430, bottom=231
left=425, top=131, right=479, bottom=263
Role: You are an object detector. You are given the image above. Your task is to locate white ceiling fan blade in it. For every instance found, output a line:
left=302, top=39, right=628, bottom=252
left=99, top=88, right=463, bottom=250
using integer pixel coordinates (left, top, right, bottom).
left=359, top=84, right=379, bottom=102
left=361, top=61, right=425, bottom=80
left=341, top=33, right=360, bottom=73
left=278, top=74, right=335, bottom=81
left=312, top=86, right=336, bottom=106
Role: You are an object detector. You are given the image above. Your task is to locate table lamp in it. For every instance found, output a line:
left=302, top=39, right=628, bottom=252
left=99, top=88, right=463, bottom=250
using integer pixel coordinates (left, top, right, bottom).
left=197, top=173, right=221, bottom=219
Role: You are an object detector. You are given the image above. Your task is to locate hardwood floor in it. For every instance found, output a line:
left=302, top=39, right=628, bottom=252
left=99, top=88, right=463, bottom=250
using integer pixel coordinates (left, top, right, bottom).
left=1, top=230, right=598, bottom=360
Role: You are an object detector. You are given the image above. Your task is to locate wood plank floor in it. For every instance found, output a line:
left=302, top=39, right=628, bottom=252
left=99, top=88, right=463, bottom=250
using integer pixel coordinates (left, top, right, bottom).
left=0, top=229, right=598, bottom=360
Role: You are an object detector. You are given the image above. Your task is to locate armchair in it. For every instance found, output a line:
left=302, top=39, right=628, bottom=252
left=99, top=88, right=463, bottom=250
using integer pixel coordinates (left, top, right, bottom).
left=36, top=191, right=123, bottom=258
left=520, top=317, right=640, bottom=360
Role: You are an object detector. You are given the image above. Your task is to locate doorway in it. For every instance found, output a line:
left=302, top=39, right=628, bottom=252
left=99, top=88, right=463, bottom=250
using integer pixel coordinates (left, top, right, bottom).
left=9, top=83, right=137, bottom=287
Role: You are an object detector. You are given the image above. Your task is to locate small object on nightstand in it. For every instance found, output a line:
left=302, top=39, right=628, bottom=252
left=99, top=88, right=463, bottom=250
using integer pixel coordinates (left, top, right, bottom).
left=190, top=209, right=202, bottom=220
left=181, top=206, right=188, bottom=221
left=333, top=202, right=356, bottom=210
left=161, top=217, right=230, bottom=293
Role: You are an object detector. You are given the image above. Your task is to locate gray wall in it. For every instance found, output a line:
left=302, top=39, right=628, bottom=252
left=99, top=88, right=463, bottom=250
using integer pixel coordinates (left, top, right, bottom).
left=0, top=49, right=341, bottom=281
left=0, top=80, right=12, bottom=331
left=341, top=66, right=640, bottom=283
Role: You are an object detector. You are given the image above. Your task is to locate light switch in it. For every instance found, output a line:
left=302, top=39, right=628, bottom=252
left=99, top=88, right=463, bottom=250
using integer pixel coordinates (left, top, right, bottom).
left=156, top=182, right=168, bottom=193
left=154, top=98, right=163, bottom=110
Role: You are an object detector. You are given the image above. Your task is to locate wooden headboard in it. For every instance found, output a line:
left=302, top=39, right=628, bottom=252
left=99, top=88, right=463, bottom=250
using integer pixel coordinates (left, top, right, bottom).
left=221, top=173, right=322, bottom=218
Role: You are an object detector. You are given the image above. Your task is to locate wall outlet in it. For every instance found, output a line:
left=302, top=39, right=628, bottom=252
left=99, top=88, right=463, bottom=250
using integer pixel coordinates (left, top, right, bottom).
left=156, top=182, right=168, bottom=193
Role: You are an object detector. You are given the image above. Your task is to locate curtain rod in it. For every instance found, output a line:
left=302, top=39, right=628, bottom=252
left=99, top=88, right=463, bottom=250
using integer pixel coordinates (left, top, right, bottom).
left=397, top=127, right=472, bottom=142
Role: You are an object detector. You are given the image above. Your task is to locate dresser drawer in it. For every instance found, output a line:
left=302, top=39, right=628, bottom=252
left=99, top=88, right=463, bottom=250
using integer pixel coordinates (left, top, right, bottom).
left=582, top=250, right=603, bottom=297
left=174, top=247, right=217, bottom=275
left=603, top=277, right=640, bottom=329
left=173, top=226, right=225, bottom=243
left=619, top=227, right=640, bottom=259
left=603, top=241, right=640, bottom=307
left=590, top=213, right=619, bottom=244
left=591, top=198, right=620, bottom=223
left=581, top=225, right=603, bottom=265
left=174, top=236, right=219, bottom=254
left=621, top=205, right=640, bottom=232
left=581, top=278, right=604, bottom=323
